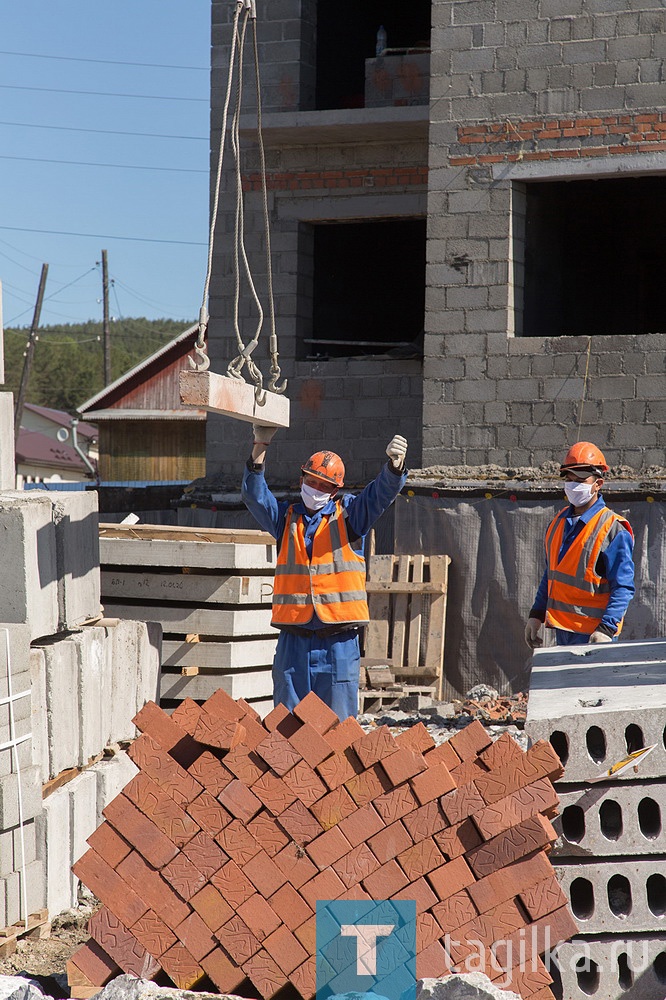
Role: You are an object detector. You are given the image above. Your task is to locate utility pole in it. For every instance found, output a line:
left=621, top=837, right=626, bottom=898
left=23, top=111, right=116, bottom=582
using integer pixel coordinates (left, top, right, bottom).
left=14, top=263, right=48, bottom=439
left=101, top=249, right=111, bottom=385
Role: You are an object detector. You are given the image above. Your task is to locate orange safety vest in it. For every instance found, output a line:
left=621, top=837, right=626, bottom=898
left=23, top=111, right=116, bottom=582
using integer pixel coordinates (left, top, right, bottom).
left=272, top=502, right=370, bottom=627
left=544, top=505, right=633, bottom=635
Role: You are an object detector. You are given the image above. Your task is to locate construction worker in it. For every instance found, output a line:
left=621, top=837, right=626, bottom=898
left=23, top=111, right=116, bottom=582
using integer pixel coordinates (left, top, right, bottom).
left=242, top=427, right=408, bottom=719
left=525, top=442, right=635, bottom=649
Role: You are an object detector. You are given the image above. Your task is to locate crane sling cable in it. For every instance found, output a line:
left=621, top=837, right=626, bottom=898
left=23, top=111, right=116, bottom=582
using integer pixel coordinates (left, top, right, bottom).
left=180, top=0, right=289, bottom=428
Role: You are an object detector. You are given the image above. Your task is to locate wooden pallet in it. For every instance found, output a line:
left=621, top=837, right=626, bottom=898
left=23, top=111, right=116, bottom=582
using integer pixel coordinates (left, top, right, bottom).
left=359, top=683, right=436, bottom=715
left=0, top=908, right=50, bottom=958
left=363, top=553, right=451, bottom=701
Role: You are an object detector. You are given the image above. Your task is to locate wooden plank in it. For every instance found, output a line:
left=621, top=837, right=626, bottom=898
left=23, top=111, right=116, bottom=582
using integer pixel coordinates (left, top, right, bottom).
left=162, top=638, right=277, bottom=670
left=101, top=570, right=274, bottom=605
left=160, top=668, right=273, bottom=702
left=100, top=538, right=276, bottom=571
left=426, top=555, right=451, bottom=700
left=365, top=665, right=395, bottom=689
left=102, top=603, right=274, bottom=637
left=366, top=581, right=447, bottom=594
left=99, top=523, right=274, bottom=544
left=407, top=554, right=425, bottom=672
left=364, top=555, right=394, bottom=664
left=179, top=370, right=290, bottom=427
left=391, top=556, right=411, bottom=670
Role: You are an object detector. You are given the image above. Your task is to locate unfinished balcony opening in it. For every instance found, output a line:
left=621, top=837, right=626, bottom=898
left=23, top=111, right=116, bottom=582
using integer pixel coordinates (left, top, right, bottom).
left=315, top=0, right=431, bottom=111
left=520, top=175, right=666, bottom=337
left=306, top=218, right=426, bottom=360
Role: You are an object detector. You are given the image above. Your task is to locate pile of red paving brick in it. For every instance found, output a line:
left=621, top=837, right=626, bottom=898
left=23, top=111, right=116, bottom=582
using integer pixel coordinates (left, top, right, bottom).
left=67, top=690, right=577, bottom=1000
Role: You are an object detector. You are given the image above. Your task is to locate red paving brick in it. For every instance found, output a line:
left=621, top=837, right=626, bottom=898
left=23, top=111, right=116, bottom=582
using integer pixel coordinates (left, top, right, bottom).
left=88, top=907, right=160, bottom=979
left=243, top=848, right=289, bottom=897
left=242, top=948, right=289, bottom=998
left=282, top=758, right=328, bottom=806
left=86, top=823, right=131, bottom=869
left=211, top=860, right=256, bottom=909
left=217, top=778, right=262, bottom=823
left=381, top=747, right=428, bottom=786
left=411, top=761, right=456, bottom=804
left=128, top=733, right=204, bottom=806
left=237, top=893, right=282, bottom=941
left=268, top=882, right=313, bottom=931
left=103, top=795, right=179, bottom=869
left=448, top=719, right=493, bottom=760
left=186, top=751, right=234, bottom=797
left=395, top=722, right=436, bottom=754
left=310, top=785, right=358, bottom=830
left=368, top=820, right=412, bottom=865
left=73, top=690, right=573, bottom=1000
left=247, top=812, right=290, bottom=857
left=323, top=715, right=366, bottom=752
left=170, top=696, right=202, bottom=731
left=424, top=740, right=461, bottom=771
left=353, top=725, right=398, bottom=768
left=306, top=825, right=352, bottom=869
left=72, top=851, right=148, bottom=929
left=292, top=691, right=339, bottom=734
left=288, top=722, right=334, bottom=768
left=68, top=941, right=119, bottom=988
left=189, top=884, right=234, bottom=931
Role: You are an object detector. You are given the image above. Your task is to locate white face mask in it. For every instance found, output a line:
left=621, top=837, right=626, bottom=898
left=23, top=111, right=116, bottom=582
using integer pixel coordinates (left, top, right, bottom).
left=564, top=480, right=597, bottom=507
left=300, top=482, right=332, bottom=511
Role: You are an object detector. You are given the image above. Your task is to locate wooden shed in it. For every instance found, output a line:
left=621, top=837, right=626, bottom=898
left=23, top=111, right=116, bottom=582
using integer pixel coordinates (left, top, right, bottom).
left=77, top=325, right=206, bottom=483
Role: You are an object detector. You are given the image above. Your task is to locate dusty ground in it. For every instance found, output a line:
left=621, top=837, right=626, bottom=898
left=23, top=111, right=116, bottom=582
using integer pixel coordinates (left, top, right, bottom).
left=0, top=897, right=97, bottom=981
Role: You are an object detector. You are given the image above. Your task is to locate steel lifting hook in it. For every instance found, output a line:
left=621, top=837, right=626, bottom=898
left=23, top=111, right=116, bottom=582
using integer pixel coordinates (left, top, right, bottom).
left=188, top=308, right=212, bottom=372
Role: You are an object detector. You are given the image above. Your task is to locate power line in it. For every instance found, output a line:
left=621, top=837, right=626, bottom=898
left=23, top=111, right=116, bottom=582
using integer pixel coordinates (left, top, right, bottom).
left=0, top=120, right=207, bottom=141
left=0, top=225, right=206, bottom=246
left=0, top=153, right=206, bottom=174
left=0, top=83, right=206, bottom=102
left=0, top=49, right=207, bottom=72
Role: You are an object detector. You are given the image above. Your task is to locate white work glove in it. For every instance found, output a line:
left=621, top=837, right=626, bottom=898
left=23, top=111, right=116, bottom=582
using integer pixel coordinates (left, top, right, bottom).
left=525, top=617, right=543, bottom=649
left=252, top=424, right=278, bottom=446
left=590, top=630, right=613, bottom=644
left=386, top=434, right=408, bottom=470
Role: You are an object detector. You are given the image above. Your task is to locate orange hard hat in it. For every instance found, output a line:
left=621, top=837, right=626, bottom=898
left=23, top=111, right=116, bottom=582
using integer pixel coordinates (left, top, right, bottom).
left=560, top=441, right=609, bottom=476
left=301, top=451, right=345, bottom=487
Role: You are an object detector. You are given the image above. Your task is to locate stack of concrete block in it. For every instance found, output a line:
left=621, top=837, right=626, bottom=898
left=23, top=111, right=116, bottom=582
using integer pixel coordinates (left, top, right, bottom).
left=0, top=623, right=45, bottom=928
left=0, top=490, right=101, bottom=638
left=33, top=619, right=161, bottom=917
left=526, top=639, right=666, bottom=1000
left=0, top=487, right=162, bottom=925
left=68, top=695, right=576, bottom=1000
left=99, top=525, right=278, bottom=716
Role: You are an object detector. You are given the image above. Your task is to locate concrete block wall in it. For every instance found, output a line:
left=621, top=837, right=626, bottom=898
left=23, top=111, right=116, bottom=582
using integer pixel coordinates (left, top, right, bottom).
left=206, top=120, right=427, bottom=486
left=425, top=0, right=666, bottom=469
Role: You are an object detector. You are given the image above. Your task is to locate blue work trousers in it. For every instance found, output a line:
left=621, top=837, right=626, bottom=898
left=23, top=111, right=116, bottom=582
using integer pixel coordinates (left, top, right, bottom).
left=555, top=629, right=617, bottom=646
left=272, top=629, right=360, bottom=721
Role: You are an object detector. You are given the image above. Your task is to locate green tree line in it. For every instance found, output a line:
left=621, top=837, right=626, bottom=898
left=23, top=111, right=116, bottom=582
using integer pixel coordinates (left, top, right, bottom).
left=1, top=318, right=194, bottom=414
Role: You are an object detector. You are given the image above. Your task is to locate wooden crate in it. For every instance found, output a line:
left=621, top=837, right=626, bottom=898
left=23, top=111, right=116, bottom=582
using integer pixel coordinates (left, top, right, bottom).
left=99, top=524, right=277, bottom=713
left=363, top=553, right=451, bottom=701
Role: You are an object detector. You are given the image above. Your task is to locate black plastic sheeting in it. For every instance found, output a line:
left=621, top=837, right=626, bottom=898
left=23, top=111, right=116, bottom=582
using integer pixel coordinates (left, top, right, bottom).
left=393, top=493, right=666, bottom=700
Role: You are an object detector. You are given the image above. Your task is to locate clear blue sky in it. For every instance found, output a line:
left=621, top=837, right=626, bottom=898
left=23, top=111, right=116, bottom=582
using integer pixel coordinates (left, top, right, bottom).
left=1, top=2, right=210, bottom=331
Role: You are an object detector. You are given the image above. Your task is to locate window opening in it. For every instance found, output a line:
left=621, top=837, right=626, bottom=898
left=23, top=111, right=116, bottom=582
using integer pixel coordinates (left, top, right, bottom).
left=315, top=0, right=430, bottom=111
left=308, top=219, right=426, bottom=360
left=521, top=176, right=666, bottom=337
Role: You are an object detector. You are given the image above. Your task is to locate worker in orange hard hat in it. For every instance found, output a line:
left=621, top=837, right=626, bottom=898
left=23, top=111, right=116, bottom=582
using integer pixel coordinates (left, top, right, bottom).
left=242, top=425, right=408, bottom=720
left=525, top=442, right=635, bottom=649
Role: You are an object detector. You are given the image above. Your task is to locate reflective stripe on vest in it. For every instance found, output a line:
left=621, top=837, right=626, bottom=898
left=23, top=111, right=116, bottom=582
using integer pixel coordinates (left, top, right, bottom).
left=272, top=503, right=370, bottom=626
left=545, top=505, right=633, bottom=634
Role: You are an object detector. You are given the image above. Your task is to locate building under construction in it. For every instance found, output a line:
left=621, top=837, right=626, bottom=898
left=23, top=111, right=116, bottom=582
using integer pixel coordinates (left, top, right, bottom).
left=206, top=0, right=666, bottom=488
